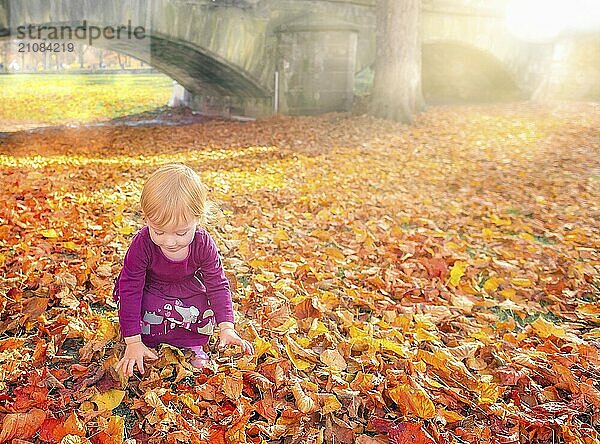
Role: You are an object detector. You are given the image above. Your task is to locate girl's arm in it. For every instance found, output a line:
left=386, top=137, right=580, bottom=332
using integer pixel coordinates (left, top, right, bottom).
left=198, top=231, right=235, bottom=326
left=117, top=230, right=150, bottom=338
left=115, top=229, right=158, bottom=375
left=199, top=231, right=253, bottom=355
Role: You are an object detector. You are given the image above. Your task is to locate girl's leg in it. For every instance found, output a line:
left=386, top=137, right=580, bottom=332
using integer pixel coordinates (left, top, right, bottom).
left=188, top=345, right=210, bottom=369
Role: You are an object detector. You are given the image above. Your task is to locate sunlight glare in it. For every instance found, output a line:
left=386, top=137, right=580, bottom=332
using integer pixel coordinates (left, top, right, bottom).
left=506, top=0, right=600, bottom=42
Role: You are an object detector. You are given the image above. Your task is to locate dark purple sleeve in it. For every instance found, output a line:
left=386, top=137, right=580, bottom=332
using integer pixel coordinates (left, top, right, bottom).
left=198, top=231, right=235, bottom=325
left=117, top=230, right=150, bottom=338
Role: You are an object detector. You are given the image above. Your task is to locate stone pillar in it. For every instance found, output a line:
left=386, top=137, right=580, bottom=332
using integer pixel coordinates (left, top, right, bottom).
left=275, top=16, right=358, bottom=115
left=168, top=81, right=192, bottom=107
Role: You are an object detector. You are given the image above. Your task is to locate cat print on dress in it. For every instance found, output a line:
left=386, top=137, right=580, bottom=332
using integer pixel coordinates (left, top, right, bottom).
left=141, top=299, right=215, bottom=337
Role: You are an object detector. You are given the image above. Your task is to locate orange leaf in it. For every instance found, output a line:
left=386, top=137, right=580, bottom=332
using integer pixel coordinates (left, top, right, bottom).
left=0, top=338, right=26, bottom=352
left=222, top=374, right=243, bottom=401
left=291, top=382, right=317, bottom=413
left=0, top=408, right=46, bottom=442
left=388, top=384, right=436, bottom=419
left=390, top=422, right=436, bottom=444
left=419, top=257, right=448, bottom=279
left=319, top=349, right=347, bottom=371
left=62, top=412, right=86, bottom=437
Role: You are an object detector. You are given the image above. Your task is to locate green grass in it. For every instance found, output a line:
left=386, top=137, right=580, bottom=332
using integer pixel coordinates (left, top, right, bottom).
left=0, top=73, right=173, bottom=127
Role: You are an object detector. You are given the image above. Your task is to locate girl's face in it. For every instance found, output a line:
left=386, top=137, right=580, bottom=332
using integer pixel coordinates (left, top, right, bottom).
left=147, top=220, right=196, bottom=257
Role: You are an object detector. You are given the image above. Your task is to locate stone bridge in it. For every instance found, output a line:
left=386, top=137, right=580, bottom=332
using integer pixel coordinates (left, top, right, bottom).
left=0, top=0, right=560, bottom=116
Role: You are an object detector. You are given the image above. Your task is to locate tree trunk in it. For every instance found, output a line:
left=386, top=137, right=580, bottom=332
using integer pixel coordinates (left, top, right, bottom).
left=79, top=45, right=85, bottom=68
left=370, top=0, right=424, bottom=123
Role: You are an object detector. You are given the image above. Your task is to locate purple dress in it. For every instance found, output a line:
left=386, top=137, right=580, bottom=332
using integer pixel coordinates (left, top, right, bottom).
left=114, top=226, right=234, bottom=348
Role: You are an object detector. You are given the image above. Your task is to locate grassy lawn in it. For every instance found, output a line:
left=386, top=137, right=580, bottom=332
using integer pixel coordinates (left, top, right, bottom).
left=0, top=73, right=173, bottom=130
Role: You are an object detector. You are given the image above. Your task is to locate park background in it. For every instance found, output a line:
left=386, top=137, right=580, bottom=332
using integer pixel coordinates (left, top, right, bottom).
left=0, top=1, right=599, bottom=443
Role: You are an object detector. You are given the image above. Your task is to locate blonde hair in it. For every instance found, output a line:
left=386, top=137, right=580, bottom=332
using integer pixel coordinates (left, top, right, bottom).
left=140, top=164, right=214, bottom=228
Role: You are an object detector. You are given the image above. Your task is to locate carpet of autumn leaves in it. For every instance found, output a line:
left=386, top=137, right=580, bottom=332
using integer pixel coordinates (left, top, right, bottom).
left=0, top=102, right=599, bottom=444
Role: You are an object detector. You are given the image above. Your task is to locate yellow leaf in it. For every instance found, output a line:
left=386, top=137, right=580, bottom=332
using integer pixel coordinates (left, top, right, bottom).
left=414, top=327, right=440, bottom=342
left=583, top=328, right=600, bottom=338
left=285, top=343, right=313, bottom=371
left=324, top=247, right=345, bottom=261
left=377, top=338, right=410, bottom=358
left=255, top=272, right=276, bottom=282
left=254, top=336, right=275, bottom=359
left=40, top=228, right=59, bottom=238
left=273, top=317, right=297, bottom=333
left=470, top=329, right=493, bottom=344
left=62, top=241, right=79, bottom=251
left=483, top=276, right=502, bottom=292
left=490, top=214, right=511, bottom=226
left=310, top=229, right=331, bottom=241
left=445, top=241, right=460, bottom=250
left=576, top=303, right=600, bottom=319
left=449, top=261, right=468, bottom=286
left=80, top=317, right=117, bottom=361
left=273, top=229, right=289, bottom=242
left=79, top=401, right=95, bottom=412
left=91, top=389, right=126, bottom=411
left=499, top=288, right=516, bottom=299
left=478, top=381, right=501, bottom=404
left=349, top=325, right=371, bottom=340
left=308, top=319, right=329, bottom=338
left=511, top=277, right=533, bottom=287
left=247, top=259, right=268, bottom=269
left=482, top=228, right=494, bottom=238
left=119, top=225, right=135, bottom=235
left=319, top=291, right=340, bottom=310
left=519, top=232, right=535, bottom=242
left=178, top=393, right=201, bottom=414
left=279, top=261, right=298, bottom=274
left=296, top=337, right=311, bottom=348
left=531, top=317, right=565, bottom=339
left=390, top=225, right=404, bottom=237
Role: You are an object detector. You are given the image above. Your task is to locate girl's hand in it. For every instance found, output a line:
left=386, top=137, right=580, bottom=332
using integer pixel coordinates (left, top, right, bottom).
left=115, top=341, right=159, bottom=377
left=219, top=327, right=255, bottom=356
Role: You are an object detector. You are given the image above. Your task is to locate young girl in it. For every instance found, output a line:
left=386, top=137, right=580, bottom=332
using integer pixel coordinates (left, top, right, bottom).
left=114, top=164, right=254, bottom=377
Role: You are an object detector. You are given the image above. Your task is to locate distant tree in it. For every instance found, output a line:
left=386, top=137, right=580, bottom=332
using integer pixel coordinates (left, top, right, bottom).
left=370, top=0, right=424, bottom=123
left=78, top=44, right=85, bottom=69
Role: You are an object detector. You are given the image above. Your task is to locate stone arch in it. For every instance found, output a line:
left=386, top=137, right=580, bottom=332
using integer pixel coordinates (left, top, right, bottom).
left=422, top=40, right=523, bottom=104
left=0, top=26, right=269, bottom=100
